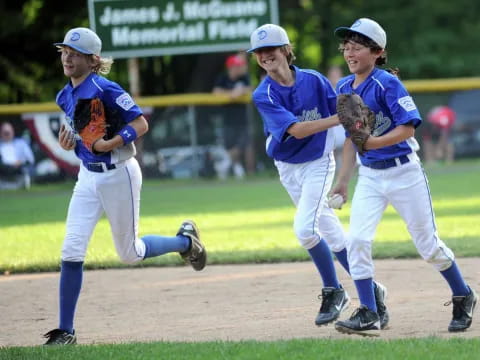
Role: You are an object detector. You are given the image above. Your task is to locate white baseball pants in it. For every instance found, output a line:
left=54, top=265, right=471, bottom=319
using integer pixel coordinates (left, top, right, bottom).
left=348, top=154, right=454, bottom=280
left=275, top=153, right=347, bottom=251
left=62, top=157, right=146, bottom=264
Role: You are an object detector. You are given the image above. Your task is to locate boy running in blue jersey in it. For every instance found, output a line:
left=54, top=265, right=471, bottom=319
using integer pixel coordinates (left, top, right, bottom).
left=43, top=27, right=207, bottom=345
left=249, top=24, right=388, bottom=328
left=332, top=18, right=477, bottom=336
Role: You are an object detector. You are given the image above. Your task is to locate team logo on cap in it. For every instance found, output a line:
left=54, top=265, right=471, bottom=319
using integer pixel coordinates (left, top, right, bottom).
left=70, top=32, right=80, bottom=41
left=351, top=20, right=361, bottom=28
left=258, top=30, right=267, bottom=40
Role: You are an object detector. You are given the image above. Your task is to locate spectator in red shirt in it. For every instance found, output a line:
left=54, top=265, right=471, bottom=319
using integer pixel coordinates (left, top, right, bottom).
left=213, top=54, right=254, bottom=178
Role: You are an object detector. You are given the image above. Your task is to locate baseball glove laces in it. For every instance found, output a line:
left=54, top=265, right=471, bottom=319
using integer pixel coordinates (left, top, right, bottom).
left=336, top=93, right=376, bottom=154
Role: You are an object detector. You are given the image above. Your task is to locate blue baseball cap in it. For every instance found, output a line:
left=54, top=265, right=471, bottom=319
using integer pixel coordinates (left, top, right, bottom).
left=54, top=27, right=102, bottom=56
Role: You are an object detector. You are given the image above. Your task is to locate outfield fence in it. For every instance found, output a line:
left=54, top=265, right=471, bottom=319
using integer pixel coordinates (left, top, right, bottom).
left=0, top=77, right=479, bottom=183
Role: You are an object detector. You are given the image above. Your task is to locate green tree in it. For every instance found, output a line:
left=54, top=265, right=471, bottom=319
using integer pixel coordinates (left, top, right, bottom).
left=1, top=0, right=479, bottom=104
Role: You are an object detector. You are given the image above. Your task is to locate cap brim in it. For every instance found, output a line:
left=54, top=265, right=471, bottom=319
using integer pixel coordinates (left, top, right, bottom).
left=334, top=27, right=354, bottom=39
left=53, top=42, right=93, bottom=55
left=247, top=42, right=288, bottom=53
left=334, top=27, right=384, bottom=47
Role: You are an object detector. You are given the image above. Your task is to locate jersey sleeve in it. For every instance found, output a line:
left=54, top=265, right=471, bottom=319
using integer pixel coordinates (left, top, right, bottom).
left=384, top=77, right=421, bottom=128
left=102, top=81, right=143, bottom=124
left=252, top=88, right=298, bottom=143
left=55, top=87, right=68, bottom=113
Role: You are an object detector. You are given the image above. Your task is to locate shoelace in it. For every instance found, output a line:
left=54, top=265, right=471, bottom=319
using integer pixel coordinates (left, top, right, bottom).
left=44, top=329, right=61, bottom=338
left=444, top=299, right=466, bottom=319
left=348, top=306, right=370, bottom=319
left=348, top=307, right=361, bottom=319
left=44, top=331, right=68, bottom=344
left=318, top=292, right=335, bottom=312
left=189, top=246, right=202, bottom=261
left=444, top=297, right=466, bottom=307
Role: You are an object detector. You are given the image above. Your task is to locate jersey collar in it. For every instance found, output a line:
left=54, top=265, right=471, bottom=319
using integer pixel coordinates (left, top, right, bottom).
left=350, top=67, right=380, bottom=93
left=67, top=72, right=96, bottom=91
left=267, top=65, right=304, bottom=90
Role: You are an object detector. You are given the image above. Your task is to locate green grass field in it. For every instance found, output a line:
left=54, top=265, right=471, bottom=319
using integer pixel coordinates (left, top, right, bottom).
left=1, top=338, right=479, bottom=360
left=1, top=160, right=479, bottom=274
left=1, top=160, right=479, bottom=358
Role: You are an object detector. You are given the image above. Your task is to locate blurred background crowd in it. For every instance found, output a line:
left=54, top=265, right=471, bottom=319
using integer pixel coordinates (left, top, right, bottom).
left=1, top=0, right=479, bottom=188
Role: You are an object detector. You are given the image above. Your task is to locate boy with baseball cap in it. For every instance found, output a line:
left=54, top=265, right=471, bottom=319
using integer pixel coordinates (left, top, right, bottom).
left=248, top=23, right=389, bottom=330
left=44, top=27, right=207, bottom=345
left=331, top=17, right=477, bottom=336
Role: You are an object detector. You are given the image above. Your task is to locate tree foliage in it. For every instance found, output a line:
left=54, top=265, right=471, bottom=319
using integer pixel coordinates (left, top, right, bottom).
left=1, top=0, right=479, bottom=104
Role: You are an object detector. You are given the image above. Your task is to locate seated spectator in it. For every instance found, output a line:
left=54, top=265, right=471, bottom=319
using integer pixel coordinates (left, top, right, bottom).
left=0, top=122, right=35, bottom=189
left=213, top=54, right=254, bottom=179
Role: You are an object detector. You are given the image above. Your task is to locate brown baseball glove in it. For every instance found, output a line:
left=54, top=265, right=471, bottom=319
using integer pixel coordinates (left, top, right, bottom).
left=73, top=98, right=107, bottom=153
left=336, top=93, right=376, bottom=155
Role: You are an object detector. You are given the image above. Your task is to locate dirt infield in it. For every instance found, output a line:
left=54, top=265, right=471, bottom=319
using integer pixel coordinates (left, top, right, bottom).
left=1, top=258, right=479, bottom=347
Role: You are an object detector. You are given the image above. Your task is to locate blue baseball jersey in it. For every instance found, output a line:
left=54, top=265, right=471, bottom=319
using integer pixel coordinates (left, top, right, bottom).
left=252, top=66, right=337, bottom=163
left=56, top=72, right=143, bottom=165
left=336, top=68, right=421, bottom=165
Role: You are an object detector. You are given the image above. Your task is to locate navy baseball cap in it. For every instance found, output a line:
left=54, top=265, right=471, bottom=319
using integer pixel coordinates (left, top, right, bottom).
left=334, top=18, right=387, bottom=49
left=54, top=27, right=102, bottom=56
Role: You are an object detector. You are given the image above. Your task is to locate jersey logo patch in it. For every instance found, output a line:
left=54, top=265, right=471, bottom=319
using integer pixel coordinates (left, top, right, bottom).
left=398, top=96, right=417, bottom=112
left=372, top=111, right=391, bottom=136
left=297, top=107, right=320, bottom=122
left=115, top=93, right=135, bottom=110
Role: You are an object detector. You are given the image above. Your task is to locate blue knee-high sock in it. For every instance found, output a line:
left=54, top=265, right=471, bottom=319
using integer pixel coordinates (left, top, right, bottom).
left=142, top=235, right=190, bottom=259
left=440, top=261, right=470, bottom=296
left=354, top=278, right=377, bottom=312
left=308, top=239, right=340, bottom=288
left=333, top=248, right=350, bottom=274
left=59, top=261, right=83, bottom=334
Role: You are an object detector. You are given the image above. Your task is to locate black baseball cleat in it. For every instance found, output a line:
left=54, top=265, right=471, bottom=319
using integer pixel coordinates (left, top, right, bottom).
left=335, top=305, right=381, bottom=337
left=43, top=329, right=77, bottom=345
left=374, top=281, right=389, bottom=329
left=178, top=220, right=207, bottom=271
left=447, top=286, right=478, bottom=332
left=315, top=286, right=350, bottom=326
